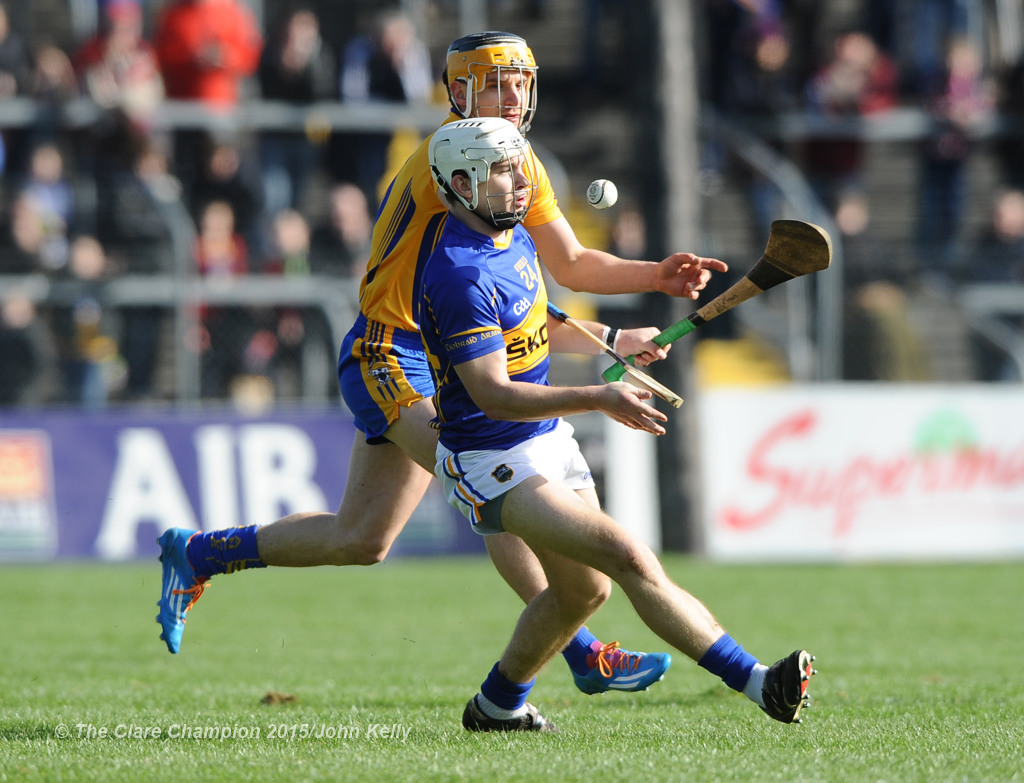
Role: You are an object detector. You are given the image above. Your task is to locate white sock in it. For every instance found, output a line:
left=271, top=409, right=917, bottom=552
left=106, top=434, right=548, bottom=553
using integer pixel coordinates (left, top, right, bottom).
left=476, top=693, right=528, bottom=720
left=742, top=664, right=769, bottom=707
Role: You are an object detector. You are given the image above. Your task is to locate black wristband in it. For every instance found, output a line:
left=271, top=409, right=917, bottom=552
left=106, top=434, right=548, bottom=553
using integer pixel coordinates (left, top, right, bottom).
left=607, top=328, right=620, bottom=351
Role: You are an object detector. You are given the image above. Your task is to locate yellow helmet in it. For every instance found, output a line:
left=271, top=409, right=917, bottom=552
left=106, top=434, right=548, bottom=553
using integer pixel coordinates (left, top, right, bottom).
left=444, top=31, right=538, bottom=132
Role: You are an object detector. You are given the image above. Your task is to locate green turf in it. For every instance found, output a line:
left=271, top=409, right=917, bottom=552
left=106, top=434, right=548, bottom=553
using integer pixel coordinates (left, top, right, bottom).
left=1, top=555, right=1022, bottom=782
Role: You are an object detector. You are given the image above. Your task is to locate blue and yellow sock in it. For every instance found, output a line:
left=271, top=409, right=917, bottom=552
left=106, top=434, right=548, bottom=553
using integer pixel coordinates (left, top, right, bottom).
left=185, top=525, right=267, bottom=579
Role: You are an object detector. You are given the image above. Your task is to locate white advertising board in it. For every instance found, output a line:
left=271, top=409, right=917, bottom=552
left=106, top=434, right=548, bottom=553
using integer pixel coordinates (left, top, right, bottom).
left=698, top=385, right=1024, bottom=561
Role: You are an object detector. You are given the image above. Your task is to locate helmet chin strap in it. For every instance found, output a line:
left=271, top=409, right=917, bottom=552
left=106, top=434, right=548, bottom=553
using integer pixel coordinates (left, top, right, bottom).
left=486, top=211, right=521, bottom=230
left=474, top=186, right=526, bottom=230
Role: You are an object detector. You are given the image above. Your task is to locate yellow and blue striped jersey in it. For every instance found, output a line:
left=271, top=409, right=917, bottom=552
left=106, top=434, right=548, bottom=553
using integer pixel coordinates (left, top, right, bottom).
left=358, top=113, right=562, bottom=335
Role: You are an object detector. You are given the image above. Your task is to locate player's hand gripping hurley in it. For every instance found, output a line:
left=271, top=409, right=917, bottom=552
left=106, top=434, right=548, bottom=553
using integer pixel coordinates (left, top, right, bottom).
left=546, top=302, right=684, bottom=408
left=602, top=220, right=833, bottom=382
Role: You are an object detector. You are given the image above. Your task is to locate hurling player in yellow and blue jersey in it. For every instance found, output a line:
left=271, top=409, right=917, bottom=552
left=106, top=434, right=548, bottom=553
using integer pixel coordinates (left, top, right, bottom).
left=420, top=117, right=816, bottom=732
left=157, top=32, right=726, bottom=695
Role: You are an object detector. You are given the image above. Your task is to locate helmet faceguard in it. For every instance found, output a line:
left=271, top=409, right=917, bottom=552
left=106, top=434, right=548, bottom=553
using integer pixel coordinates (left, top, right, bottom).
left=428, top=117, right=538, bottom=230
left=443, top=31, right=538, bottom=133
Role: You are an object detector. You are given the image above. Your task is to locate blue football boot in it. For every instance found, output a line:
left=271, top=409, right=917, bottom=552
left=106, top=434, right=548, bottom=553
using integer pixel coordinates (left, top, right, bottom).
left=572, top=641, right=672, bottom=695
left=156, top=528, right=208, bottom=654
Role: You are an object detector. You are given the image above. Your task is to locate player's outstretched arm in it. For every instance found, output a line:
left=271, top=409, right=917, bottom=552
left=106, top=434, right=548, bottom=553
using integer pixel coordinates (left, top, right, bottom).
left=528, top=217, right=728, bottom=300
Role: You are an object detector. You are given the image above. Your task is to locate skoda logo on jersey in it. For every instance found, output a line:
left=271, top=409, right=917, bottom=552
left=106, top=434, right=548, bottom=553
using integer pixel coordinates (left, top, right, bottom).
left=512, top=297, right=532, bottom=316
left=491, top=464, right=514, bottom=483
left=369, top=363, right=391, bottom=385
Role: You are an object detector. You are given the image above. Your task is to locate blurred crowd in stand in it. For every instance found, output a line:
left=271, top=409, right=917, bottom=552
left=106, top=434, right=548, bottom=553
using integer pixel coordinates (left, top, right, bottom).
left=703, top=0, right=1024, bottom=382
left=0, top=0, right=427, bottom=407
left=3, top=0, right=1024, bottom=409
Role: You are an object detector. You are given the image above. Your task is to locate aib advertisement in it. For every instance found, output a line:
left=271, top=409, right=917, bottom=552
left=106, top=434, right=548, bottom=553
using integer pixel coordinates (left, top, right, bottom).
left=0, top=409, right=479, bottom=561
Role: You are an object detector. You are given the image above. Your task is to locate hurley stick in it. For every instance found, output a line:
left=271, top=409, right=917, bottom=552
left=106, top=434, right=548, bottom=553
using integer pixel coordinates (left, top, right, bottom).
left=603, top=219, right=832, bottom=382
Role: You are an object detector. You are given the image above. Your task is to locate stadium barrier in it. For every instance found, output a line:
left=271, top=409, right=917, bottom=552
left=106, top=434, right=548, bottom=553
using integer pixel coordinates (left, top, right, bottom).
left=696, top=384, right=1024, bottom=561
left=0, top=407, right=479, bottom=561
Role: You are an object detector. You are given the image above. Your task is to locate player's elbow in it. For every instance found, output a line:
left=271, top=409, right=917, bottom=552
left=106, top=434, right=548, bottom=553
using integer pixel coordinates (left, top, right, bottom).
left=538, top=246, right=589, bottom=292
left=545, top=262, right=589, bottom=293
left=467, top=386, right=523, bottom=422
left=476, top=402, right=521, bottom=422
left=548, top=275, right=587, bottom=294
left=477, top=397, right=540, bottom=422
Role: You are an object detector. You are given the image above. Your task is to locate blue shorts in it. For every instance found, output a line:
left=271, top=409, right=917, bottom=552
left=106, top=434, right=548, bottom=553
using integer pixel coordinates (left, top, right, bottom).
left=338, top=314, right=436, bottom=443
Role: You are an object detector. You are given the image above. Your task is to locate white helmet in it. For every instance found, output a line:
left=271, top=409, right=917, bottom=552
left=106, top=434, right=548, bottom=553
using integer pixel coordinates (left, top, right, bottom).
left=428, top=117, right=537, bottom=230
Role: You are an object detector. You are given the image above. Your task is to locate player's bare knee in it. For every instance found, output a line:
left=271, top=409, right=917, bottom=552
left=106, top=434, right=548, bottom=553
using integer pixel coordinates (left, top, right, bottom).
left=347, top=541, right=390, bottom=566
left=573, top=579, right=610, bottom=615
left=323, top=523, right=393, bottom=566
left=340, top=530, right=393, bottom=565
left=591, top=576, right=613, bottom=607
left=605, top=537, right=661, bottom=583
left=554, top=572, right=610, bottom=616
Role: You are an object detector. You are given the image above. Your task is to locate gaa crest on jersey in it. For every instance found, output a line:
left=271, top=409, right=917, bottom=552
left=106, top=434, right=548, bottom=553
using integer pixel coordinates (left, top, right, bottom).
left=491, top=464, right=514, bottom=483
left=368, top=363, right=391, bottom=385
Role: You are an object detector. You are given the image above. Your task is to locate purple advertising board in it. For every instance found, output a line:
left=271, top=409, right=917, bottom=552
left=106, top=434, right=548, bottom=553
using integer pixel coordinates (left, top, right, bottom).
left=0, top=408, right=484, bottom=561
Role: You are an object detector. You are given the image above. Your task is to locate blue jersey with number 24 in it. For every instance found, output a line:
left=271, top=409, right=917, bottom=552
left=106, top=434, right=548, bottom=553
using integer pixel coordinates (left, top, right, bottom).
left=418, top=215, right=557, bottom=453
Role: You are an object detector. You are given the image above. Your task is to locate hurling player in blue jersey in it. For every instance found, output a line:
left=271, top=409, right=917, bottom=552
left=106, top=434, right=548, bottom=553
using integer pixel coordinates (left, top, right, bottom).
left=419, top=117, right=817, bottom=732
left=156, top=32, right=720, bottom=698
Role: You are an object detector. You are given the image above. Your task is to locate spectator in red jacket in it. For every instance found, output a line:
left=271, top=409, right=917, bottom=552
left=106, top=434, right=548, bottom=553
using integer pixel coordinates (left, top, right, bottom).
left=154, top=0, right=262, bottom=213
left=153, top=0, right=262, bottom=108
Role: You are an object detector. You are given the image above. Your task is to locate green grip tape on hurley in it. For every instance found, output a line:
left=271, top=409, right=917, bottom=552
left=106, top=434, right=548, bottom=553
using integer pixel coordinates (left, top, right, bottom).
left=601, top=316, right=701, bottom=382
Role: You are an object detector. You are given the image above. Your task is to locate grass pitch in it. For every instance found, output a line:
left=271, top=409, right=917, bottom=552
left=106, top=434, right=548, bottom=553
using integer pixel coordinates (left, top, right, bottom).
left=1, top=555, right=1022, bottom=782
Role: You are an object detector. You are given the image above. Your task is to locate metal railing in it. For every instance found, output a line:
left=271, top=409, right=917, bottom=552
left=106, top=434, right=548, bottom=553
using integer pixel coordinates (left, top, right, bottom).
left=0, top=271, right=360, bottom=403
left=702, top=109, right=845, bottom=381
left=0, top=96, right=449, bottom=134
left=4, top=97, right=1023, bottom=396
left=707, top=107, right=1024, bottom=383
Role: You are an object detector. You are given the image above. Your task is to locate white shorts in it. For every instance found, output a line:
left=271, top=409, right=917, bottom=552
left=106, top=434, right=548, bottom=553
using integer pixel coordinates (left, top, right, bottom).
left=435, top=419, right=595, bottom=534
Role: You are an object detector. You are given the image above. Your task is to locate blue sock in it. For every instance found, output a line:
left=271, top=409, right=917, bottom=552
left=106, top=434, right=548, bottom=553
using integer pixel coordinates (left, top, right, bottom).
left=186, top=525, right=267, bottom=579
left=480, top=662, right=535, bottom=712
left=561, top=627, right=599, bottom=675
left=698, top=633, right=759, bottom=692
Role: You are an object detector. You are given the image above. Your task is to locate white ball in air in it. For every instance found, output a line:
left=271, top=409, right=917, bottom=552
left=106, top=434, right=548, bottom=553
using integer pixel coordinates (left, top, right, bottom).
left=586, top=179, right=618, bottom=209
